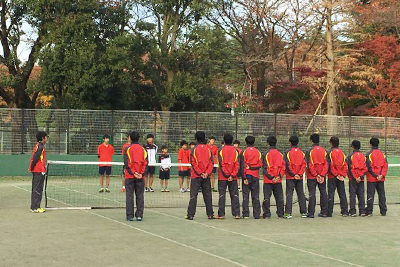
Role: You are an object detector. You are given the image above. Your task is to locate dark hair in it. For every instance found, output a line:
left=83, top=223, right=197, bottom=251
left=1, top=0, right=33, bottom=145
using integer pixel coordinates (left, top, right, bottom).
left=223, top=133, right=233, bottom=145
left=130, top=131, right=140, bottom=142
left=189, top=141, right=196, bottom=146
left=267, top=136, right=277, bottom=146
left=161, top=145, right=168, bottom=150
left=370, top=137, right=379, bottom=147
left=146, top=133, right=154, bottom=139
left=126, top=132, right=131, bottom=137
left=329, top=136, right=339, bottom=148
left=209, top=136, right=216, bottom=141
left=245, top=136, right=255, bottom=145
left=36, top=131, right=48, bottom=142
left=289, top=135, right=299, bottom=146
left=310, top=133, right=320, bottom=144
left=351, top=140, right=361, bottom=150
left=103, top=134, right=110, bottom=139
left=221, top=141, right=225, bottom=145
left=233, top=140, right=240, bottom=145
left=180, top=140, right=188, bottom=147
left=195, top=131, right=206, bottom=143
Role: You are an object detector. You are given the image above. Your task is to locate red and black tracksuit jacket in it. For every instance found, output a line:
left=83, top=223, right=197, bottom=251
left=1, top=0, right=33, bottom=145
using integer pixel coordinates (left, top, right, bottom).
left=327, top=148, right=348, bottom=179
left=30, top=142, right=46, bottom=173
left=190, top=144, right=214, bottom=178
left=365, top=148, right=388, bottom=182
left=239, top=146, right=262, bottom=178
left=346, top=150, right=367, bottom=180
left=124, top=142, right=148, bottom=179
left=262, top=148, right=285, bottom=184
left=284, top=147, right=306, bottom=179
left=218, top=145, right=239, bottom=181
left=306, top=144, right=328, bottom=179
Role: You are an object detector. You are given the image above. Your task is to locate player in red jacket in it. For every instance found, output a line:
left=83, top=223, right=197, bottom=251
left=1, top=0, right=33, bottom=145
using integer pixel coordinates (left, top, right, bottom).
left=365, top=138, right=388, bottom=216
left=347, top=140, right=367, bottom=217
left=327, top=137, right=349, bottom=217
left=239, top=136, right=262, bottom=219
left=124, top=131, right=148, bottom=221
left=208, top=136, right=219, bottom=192
left=186, top=131, right=215, bottom=220
left=97, top=134, right=115, bottom=193
left=262, top=136, right=285, bottom=219
left=29, top=131, right=48, bottom=213
left=217, top=133, right=240, bottom=219
left=283, top=136, right=307, bottom=219
left=306, top=134, right=328, bottom=218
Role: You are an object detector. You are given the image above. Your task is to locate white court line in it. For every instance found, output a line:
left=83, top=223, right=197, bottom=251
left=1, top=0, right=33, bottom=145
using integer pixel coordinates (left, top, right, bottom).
left=23, top=184, right=366, bottom=266
left=13, top=185, right=247, bottom=267
left=148, top=209, right=365, bottom=267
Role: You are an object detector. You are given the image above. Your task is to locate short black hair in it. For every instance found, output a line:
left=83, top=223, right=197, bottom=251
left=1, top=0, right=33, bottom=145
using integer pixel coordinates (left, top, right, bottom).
left=289, top=135, right=299, bottom=146
left=245, top=136, right=255, bottom=145
left=103, top=134, right=110, bottom=139
left=310, top=133, right=320, bottom=144
left=370, top=137, right=379, bottom=147
left=130, top=131, right=140, bottom=142
left=180, top=140, right=188, bottom=147
left=36, top=131, right=48, bottom=142
left=223, top=133, right=233, bottom=145
left=209, top=136, right=216, bottom=141
left=189, top=141, right=196, bottom=146
left=233, top=140, right=240, bottom=145
left=329, top=136, right=339, bottom=148
left=161, top=145, right=168, bottom=150
left=195, top=131, right=206, bottom=143
left=267, top=136, right=277, bottom=146
left=147, top=133, right=154, bottom=139
left=351, top=140, right=361, bottom=150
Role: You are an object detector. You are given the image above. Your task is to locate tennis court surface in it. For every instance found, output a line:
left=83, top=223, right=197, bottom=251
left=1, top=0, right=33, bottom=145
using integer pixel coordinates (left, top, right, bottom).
left=2, top=177, right=400, bottom=267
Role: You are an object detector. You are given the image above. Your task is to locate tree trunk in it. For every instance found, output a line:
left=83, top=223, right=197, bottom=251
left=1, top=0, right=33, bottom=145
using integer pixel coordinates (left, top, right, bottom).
left=325, top=0, right=337, bottom=116
left=256, top=66, right=266, bottom=96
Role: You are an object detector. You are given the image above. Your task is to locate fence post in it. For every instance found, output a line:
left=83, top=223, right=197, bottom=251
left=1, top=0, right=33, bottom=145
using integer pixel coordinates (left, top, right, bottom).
left=384, top=117, right=388, bottom=155
left=348, top=116, right=352, bottom=154
left=312, top=115, right=316, bottom=133
left=195, top=112, right=198, bottom=132
left=235, top=113, right=238, bottom=140
left=67, top=109, right=70, bottom=154
left=21, top=108, right=25, bottom=154
left=154, top=110, right=157, bottom=138
left=274, top=113, right=278, bottom=137
left=111, top=110, right=115, bottom=144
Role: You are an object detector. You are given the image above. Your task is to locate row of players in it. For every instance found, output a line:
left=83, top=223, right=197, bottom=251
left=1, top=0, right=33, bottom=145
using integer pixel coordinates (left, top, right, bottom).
left=121, top=131, right=388, bottom=221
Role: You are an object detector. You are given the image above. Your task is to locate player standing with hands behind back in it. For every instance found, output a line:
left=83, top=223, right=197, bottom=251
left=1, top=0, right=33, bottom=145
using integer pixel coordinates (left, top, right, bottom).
left=29, top=131, right=48, bottom=213
left=124, top=131, right=148, bottom=222
left=98, top=134, right=114, bottom=193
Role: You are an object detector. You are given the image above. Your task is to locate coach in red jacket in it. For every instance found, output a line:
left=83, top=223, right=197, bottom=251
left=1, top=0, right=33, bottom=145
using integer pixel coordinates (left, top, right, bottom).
left=217, top=133, right=240, bottom=219
left=306, top=133, right=328, bottom=218
left=239, top=136, right=263, bottom=219
left=124, top=131, right=148, bottom=221
left=365, top=138, right=388, bottom=216
left=284, top=136, right=307, bottom=218
left=29, top=131, right=48, bottom=213
left=347, top=140, right=367, bottom=217
left=186, top=131, right=215, bottom=220
left=327, top=137, right=349, bottom=217
left=262, top=136, right=285, bottom=219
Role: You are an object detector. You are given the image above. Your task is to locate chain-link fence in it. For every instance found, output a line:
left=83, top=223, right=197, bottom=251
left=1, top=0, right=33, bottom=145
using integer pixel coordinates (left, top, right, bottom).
left=0, top=108, right=399, bottom=156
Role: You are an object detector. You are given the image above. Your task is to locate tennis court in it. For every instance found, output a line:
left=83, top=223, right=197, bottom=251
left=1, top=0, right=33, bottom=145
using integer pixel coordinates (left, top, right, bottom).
left=2, top=176, right=400, bottom=267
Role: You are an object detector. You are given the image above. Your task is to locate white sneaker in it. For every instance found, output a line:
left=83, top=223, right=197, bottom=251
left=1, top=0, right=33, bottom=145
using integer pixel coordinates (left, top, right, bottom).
left=161, top=188, right=165, bottom=192
left=179, top=188, right=185, bottom=193
left=165, top=188, right=169, bottom=192
left=145, top=187, right=150, bottom=192
left=186, top=188, right=190, bottom=192
left=149, top=188, right=154, bottom=192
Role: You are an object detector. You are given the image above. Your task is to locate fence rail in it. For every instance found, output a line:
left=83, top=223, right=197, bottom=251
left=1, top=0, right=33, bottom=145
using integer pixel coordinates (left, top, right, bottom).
left=0, top=108, right=399, bottom=155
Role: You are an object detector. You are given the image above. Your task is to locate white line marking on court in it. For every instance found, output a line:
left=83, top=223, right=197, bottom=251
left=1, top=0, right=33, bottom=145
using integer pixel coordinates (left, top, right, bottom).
left=13, top=185, right=247, bottom=267
left=148, top=209, right=365, bottom=267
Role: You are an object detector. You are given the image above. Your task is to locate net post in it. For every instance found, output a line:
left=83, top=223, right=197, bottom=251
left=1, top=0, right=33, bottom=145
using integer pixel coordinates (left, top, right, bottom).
left=21, top=108, right=25, bottom=154
left=44, top=163, right=50, bottom=208
left=348, top=116, right=352, bottom=154
left=111, top=110, right=115, bottom=144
